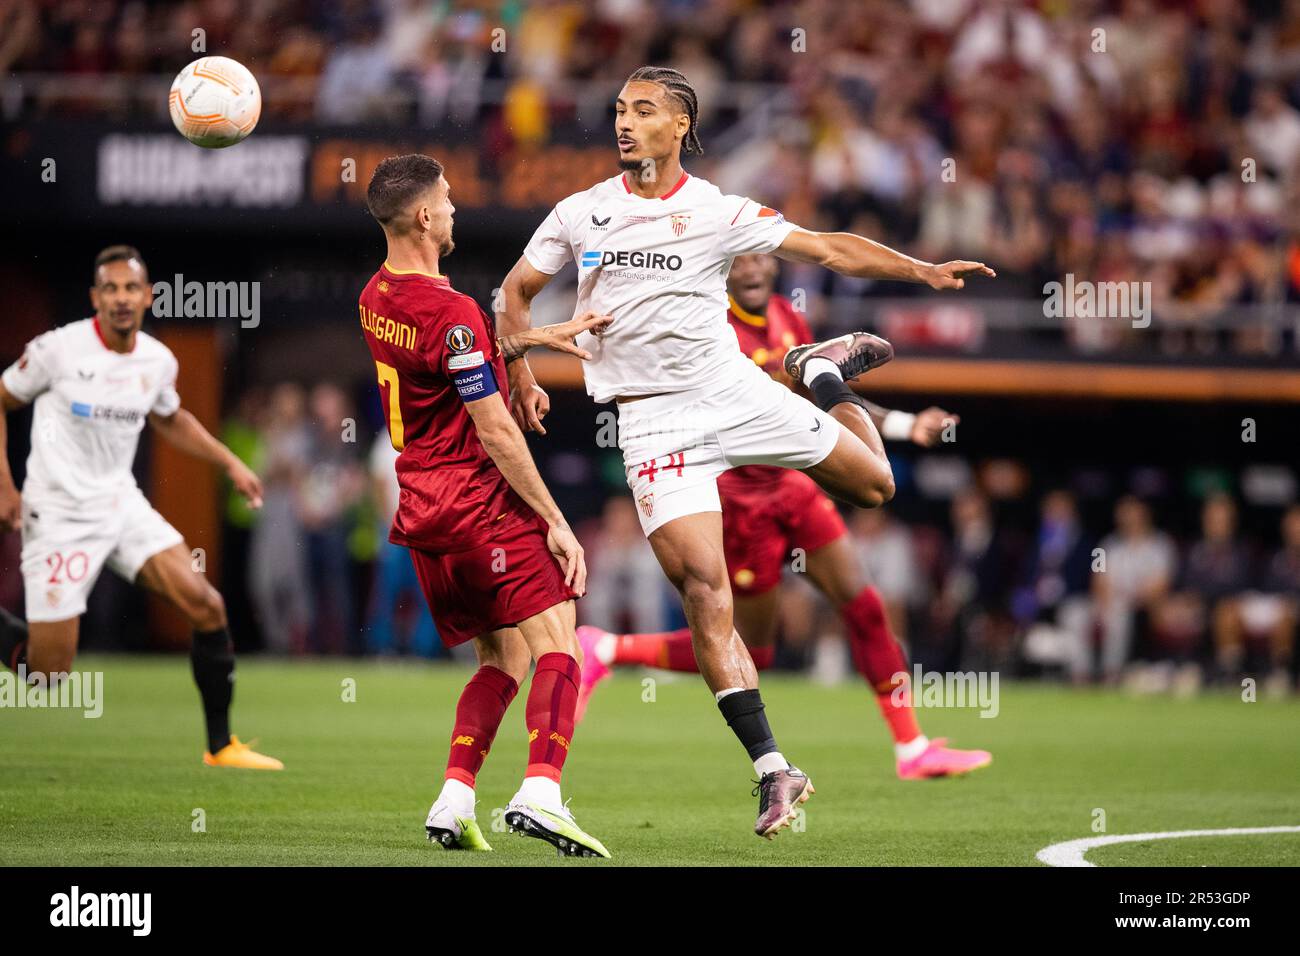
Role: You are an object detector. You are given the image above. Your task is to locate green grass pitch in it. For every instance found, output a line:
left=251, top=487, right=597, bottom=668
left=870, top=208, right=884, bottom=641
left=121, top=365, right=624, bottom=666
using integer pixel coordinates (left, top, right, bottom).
left=1, top=655, right=1297, bottom=866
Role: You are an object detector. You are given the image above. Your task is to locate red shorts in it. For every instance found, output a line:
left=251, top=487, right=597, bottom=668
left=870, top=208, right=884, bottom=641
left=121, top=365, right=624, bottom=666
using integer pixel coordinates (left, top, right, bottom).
left=719, top=468, right=847, bottom=598
left=408, top=513, right=577, bottom=647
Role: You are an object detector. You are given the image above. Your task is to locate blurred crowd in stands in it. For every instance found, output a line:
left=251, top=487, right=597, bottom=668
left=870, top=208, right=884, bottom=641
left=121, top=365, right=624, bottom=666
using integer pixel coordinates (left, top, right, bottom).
left=5, top=0, right=1300, bottom=354
left=208, top=385, right=1299, bottom=696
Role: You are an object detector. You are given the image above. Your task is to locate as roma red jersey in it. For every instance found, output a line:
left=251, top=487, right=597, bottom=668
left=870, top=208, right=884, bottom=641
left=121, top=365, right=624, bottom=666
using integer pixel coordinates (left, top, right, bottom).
left=723, top=293, right=815, bottom=492
left=727, top=293, right=813, bottom=377
left=358, top=263, right=529, bottom=553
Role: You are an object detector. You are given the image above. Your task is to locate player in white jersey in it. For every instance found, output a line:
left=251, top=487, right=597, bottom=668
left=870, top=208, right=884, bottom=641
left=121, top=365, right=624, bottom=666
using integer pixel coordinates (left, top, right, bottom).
left=497, top=67, right=994, bottom=838
left=0, top=245, right=282, bottom=770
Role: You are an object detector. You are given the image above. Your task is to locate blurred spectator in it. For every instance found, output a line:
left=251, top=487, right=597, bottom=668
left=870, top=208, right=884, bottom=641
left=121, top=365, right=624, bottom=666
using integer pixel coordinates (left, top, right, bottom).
left=0, top=0, right=37, bottom=72
left=1153, top=495, right=1251, bottom=688
left=1015, top=489, right=1095, bottom=682
left=249, top=382, right=312, bottom=653
left=1093, top=495, right=1176, bottom=684
left=315, top=13, right=394, bottom=123
left=1244, top=83, right=1300, bottom=180
left=1214, top=502, right=1299, bottom=696
left=298, top=383, right=366, bottom=654
left=930, top=487, right=1014, bottom=672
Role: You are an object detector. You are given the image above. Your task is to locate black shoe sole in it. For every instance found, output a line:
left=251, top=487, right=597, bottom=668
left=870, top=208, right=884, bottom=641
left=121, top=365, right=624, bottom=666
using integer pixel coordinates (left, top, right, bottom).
left=504, top=810, right=604, bottom=858
left=425, top=826, right=461, bottom=849
left=754, top=772, right=814, bottom=839
left=783, top=344, right=814, bottom=380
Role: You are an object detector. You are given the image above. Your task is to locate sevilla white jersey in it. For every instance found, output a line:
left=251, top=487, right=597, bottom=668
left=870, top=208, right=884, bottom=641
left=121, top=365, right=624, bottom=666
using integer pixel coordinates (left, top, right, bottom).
left=523, top=172, right=798, bottom=403
left=2, top=318, right=181, bottom=504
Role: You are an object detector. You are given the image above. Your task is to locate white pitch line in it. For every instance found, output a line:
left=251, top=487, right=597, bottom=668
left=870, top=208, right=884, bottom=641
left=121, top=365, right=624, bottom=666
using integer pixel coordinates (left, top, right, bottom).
left=1036, top=826, right=1300, bottom=867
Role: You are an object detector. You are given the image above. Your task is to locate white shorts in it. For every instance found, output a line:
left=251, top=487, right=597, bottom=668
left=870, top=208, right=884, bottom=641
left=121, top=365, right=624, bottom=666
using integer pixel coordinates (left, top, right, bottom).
left=20, top=487, right=184, bottom=623
left=618, top=363, right=842, bottom=536
left=1238, top=592, right=1290, bottom=634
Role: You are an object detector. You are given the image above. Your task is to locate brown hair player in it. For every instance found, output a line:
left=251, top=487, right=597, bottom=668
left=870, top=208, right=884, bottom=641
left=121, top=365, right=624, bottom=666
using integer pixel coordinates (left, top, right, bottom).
left=359, top=154, right=613, bottom=856
left=0, top=245, right=281, bottom=770
left=575, top=252, right=992, bottom=780
left=498, top=65, right=995, bottom=838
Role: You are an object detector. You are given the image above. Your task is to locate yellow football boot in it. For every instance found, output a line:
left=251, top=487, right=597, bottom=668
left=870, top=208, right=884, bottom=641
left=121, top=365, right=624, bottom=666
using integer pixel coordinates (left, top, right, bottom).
left=203, top=735, right=284, bottom=770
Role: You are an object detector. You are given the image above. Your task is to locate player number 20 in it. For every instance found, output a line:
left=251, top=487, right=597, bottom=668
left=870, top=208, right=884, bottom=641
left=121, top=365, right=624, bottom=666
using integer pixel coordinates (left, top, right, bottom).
left=375, top=361, right=405, bottom=452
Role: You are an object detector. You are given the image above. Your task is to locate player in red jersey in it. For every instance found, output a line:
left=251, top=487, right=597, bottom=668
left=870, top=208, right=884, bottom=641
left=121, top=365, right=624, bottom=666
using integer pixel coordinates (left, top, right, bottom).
left=359, top=154, right=614, bottom=856
left=575, top=253, right=992, bottom=779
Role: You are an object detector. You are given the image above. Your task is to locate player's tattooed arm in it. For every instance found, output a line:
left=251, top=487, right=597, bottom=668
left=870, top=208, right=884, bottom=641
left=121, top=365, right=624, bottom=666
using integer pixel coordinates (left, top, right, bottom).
left=496, top=256, right=553, bottom=356
left=148, top=409, right=264, bottom=508
left=775, top=228, right=996, bottom=289
left=0, top=382, right=24, bottom=531
left=497, top=312, right=614, bottom=363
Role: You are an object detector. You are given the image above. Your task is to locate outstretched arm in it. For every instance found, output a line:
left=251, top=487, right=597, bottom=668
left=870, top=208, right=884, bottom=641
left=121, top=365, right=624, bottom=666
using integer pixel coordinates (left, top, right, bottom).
left=497, top=311, right=612, bottom=364
left=776, top=228, right=995, bottom=290
left=0, top=383, right=25, bottom=531
left=148, top=409, right=263, bottom=508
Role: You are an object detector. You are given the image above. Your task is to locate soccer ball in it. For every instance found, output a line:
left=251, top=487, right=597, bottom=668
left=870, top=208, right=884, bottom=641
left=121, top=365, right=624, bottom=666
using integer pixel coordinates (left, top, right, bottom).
left=168, top=56, right=262, bottom=148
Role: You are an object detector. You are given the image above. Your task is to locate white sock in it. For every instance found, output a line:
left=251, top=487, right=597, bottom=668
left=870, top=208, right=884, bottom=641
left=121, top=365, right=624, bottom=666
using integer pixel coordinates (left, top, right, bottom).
left=895, top=735, right=930, bottom=762
left=438, top=777, right=476, bottom=817
left=715, top=687, right=745, bottom=702
left=802, top=357, right=842, bottom=387
left=594, top=633, right=617, bottom=666
left=754, top=751, right=790, bottom=776
left=516, top=775, right=563, bottom=809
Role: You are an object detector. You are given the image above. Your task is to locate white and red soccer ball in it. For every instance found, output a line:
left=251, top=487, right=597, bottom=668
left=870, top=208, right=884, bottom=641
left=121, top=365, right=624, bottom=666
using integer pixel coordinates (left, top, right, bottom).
left=168, top=56, right=261, bottom=148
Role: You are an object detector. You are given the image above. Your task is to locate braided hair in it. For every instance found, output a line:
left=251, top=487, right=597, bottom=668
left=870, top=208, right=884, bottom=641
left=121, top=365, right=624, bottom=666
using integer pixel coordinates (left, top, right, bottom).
left=626, top=66, right=703, bottom=155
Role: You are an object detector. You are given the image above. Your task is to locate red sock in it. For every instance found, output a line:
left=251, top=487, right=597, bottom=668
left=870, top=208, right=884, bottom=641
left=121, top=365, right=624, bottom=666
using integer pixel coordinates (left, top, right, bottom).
left=841, top=586, right=922, bottom=744
left=525, top=653, right=580, bottom=782
left=613, top=628, right=774, bottom=672
left=612, top=629, right=687, bottom=668
left=445, top=665, right=519, bottom=787
left=660, top=629, right=699, bottom=671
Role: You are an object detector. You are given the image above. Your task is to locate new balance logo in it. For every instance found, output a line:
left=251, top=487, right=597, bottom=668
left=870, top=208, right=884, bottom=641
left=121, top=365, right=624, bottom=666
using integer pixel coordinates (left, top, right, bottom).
left=452, top=735, right=475, bottom=747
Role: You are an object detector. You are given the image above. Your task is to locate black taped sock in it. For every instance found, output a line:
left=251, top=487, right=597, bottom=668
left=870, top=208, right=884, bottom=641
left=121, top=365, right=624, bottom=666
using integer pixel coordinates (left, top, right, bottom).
left=192, top=628, right=234, bottom=754
left=0, top=606, right=28, bottom=674
left=717, top=689, right=778, bottom=762
left=808, top=371, right=869, bottom=414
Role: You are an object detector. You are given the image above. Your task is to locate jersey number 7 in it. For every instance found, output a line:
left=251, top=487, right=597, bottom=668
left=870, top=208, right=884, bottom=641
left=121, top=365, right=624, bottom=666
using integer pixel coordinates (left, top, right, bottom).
left=376, top=361, right=405, bottom=451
